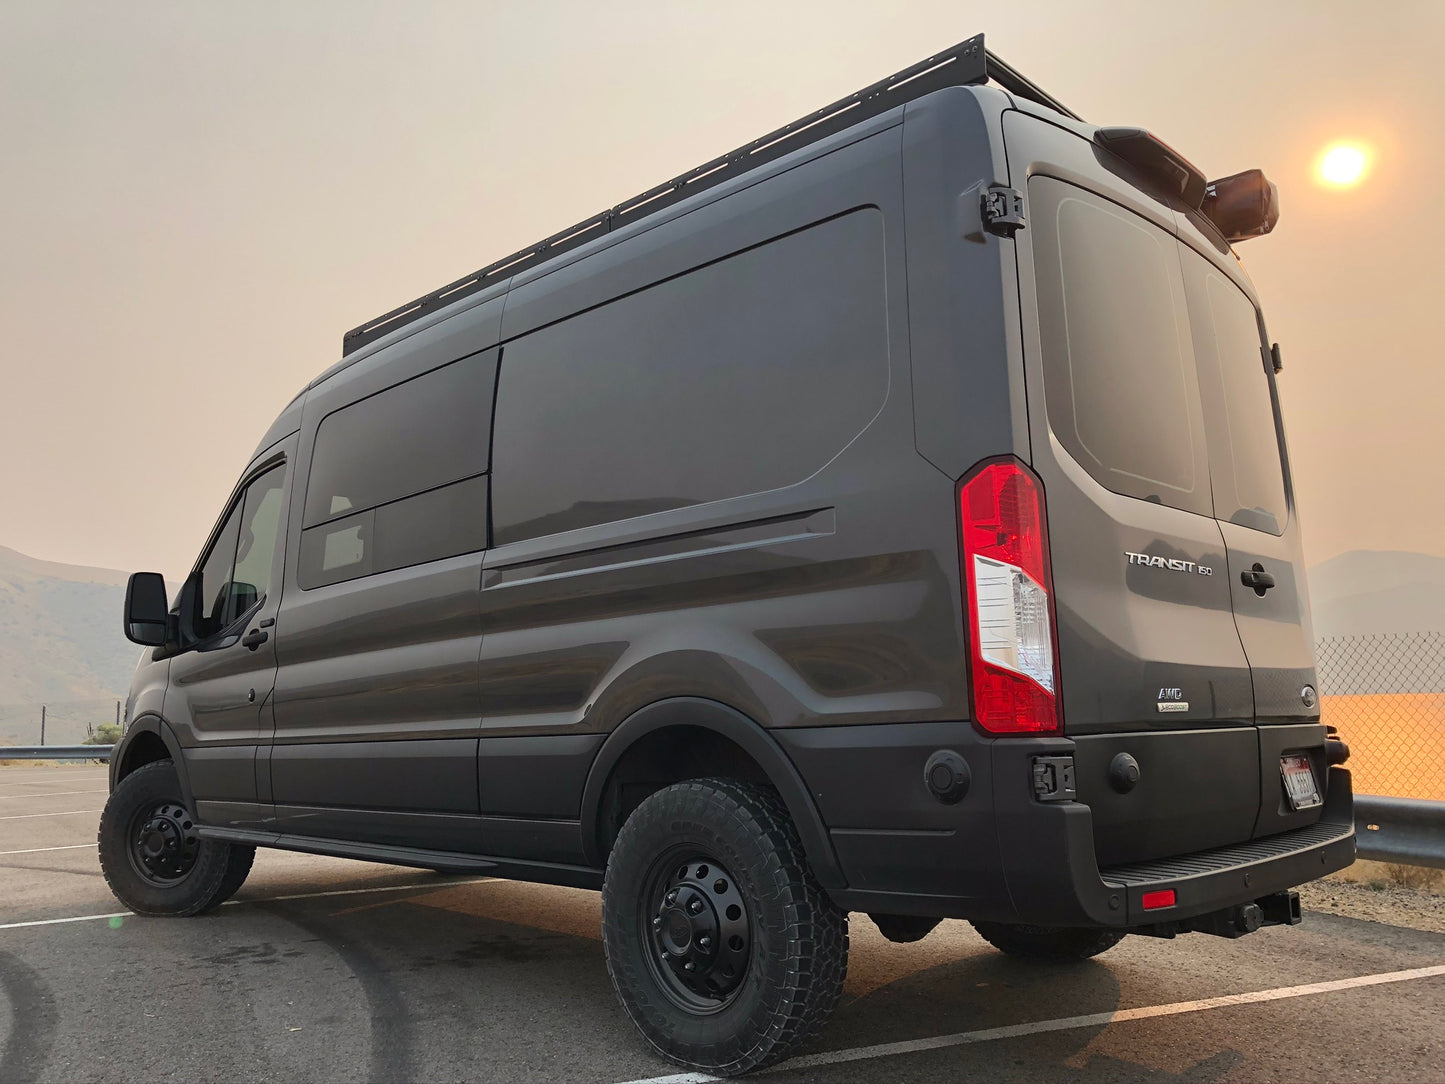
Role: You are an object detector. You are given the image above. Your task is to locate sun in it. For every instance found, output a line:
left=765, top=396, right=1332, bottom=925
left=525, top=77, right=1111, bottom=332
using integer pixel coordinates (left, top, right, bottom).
left=1316, top=142, right=1370, bottom=187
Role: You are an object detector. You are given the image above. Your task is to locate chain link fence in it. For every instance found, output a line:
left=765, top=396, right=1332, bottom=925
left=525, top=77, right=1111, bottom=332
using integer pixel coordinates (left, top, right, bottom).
left=1316, top=632, right=1445, bottom=802
left=0, top=698, right=124, bottom=749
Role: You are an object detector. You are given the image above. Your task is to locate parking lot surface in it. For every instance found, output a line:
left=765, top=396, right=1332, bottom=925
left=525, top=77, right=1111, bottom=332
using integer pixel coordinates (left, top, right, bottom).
left=2, top=763, right=1442, bottom=1083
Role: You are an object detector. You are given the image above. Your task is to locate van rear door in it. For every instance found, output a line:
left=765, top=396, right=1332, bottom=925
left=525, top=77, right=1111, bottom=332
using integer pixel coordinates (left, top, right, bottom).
left=1004, top=111, right=1261, bottom=864
left=1177, top=236, right=1326, bottom=838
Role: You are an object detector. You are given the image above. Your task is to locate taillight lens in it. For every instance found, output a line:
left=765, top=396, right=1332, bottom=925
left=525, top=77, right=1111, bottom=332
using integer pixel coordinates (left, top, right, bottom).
left=959, top=459, right=1060, bottom=735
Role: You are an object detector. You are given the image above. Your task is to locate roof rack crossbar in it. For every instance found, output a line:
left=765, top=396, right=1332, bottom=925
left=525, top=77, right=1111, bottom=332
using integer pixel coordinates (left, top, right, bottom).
left=342, top=33, right=1078, bottom=356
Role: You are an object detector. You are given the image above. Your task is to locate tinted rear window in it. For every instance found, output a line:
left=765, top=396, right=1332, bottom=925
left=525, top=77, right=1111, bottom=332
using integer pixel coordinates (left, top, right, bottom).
left=1184, top=252, right=1288, bottom=534
left=1031, top=178, right=1211, bottom=517
left=490, top=210, right=889, bottom=545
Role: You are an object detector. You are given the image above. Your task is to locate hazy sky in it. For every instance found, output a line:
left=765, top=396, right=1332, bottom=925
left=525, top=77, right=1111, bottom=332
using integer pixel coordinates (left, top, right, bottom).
left=2, top=1, right=1442, bottom=581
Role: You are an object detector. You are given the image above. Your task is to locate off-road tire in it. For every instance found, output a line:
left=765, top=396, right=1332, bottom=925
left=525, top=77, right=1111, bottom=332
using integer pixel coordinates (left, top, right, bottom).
left=98, top=760, right=248, bottom=917
left=970, top=920, right=1125, bottom=961
left=198, top=843, right=256, bottom=914
left=602, top=778, right=848, bottom=1076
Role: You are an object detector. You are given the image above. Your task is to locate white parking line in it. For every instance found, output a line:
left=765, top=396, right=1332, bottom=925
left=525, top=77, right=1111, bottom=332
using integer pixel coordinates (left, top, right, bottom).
left=614, top=963, right=1445, bottom=1084
left=0, top=843, right=97, bottom=855
left=0, top=876, right=494, bottom=930
left=0, top=809, right=101, bottom=820
left=0, top=790, right=108, bottom=800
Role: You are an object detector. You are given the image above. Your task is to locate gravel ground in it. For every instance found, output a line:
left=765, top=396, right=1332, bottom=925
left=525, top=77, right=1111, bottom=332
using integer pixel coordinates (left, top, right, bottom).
left=1301, top=868, right=1445, bottom=934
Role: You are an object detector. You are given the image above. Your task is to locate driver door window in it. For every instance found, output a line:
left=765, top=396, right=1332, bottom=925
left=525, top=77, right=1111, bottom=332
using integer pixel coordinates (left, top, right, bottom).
left=192, top=465, right=286, bottom=641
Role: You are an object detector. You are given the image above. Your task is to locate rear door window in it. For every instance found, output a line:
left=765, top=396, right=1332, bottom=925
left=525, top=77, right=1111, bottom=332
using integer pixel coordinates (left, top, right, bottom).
left=1030, top=177, right=1212, bottom=518
left=1181, top=250, right=1289, bottom=535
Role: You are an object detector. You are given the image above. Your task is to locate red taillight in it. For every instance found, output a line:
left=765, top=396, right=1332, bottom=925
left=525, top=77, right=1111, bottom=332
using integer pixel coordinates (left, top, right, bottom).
left=1141, top=889, right=1177, bottom=911
left=958, top=458, right=1060, bottom=735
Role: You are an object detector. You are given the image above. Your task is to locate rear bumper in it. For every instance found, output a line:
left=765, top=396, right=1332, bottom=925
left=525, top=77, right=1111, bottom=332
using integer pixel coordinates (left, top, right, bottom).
left=780, top=723, right=1355, bottom=926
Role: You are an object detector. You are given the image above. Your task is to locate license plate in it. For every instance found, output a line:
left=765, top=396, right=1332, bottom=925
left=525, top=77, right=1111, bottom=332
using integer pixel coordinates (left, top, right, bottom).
left=1281, top=754, right=1322, bottom=811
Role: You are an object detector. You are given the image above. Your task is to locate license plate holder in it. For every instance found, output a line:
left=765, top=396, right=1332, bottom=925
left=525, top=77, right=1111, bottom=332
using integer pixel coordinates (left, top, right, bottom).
left=1280, top=754, right=1322, bottom=811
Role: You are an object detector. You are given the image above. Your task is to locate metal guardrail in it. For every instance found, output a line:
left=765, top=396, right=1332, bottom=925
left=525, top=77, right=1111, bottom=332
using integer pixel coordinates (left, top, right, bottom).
left=1355, top=795, right=1445, bottom=870
left=0, top=745, right=113, bottom=762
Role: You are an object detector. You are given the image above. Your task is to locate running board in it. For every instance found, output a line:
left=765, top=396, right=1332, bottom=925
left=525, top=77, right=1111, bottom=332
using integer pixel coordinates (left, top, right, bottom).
left=198, top=825, right=604, bottom=890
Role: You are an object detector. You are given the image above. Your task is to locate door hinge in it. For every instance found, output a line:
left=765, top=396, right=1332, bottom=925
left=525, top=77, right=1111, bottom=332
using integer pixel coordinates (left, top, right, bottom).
left=1031, top=755, right=1076, bottom=802
left=982, top=186, right=1026, bottom=237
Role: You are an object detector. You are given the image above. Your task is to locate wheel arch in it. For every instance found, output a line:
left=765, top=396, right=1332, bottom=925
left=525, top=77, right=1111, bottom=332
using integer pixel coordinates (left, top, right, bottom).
left=109, top=715, right=194, bottom=813
left=580, top=697, right=845, bottom=889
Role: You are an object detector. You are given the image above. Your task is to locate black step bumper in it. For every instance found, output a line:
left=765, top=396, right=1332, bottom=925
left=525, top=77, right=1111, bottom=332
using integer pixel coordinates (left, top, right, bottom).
left=783, top=724, right=1356, bottom=926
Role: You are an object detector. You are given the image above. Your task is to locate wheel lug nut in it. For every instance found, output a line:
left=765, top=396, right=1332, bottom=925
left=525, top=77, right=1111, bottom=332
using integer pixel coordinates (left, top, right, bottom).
left=660, top=950, right=670, bottom=960
left=697, top=936, right=711, bottom=950
left=666, top=890, right=678, bottom=904
left=688, top=899, right=703, bottom=914
left=653, top=916, right=662, bottom=928
left=684, top=961, right=695, bottom=972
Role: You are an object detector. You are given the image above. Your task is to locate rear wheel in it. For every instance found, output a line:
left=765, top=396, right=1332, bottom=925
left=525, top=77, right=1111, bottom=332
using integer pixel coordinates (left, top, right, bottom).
left=971, top=920, right=1125, bottom=961
left=602, top=778, right=848, bottom=1076
left=98, top=760, right=253, bottom=916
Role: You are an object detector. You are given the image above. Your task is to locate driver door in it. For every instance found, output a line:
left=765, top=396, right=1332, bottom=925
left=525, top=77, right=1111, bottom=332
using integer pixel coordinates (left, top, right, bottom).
left=164, top=438, right=294, bottom=828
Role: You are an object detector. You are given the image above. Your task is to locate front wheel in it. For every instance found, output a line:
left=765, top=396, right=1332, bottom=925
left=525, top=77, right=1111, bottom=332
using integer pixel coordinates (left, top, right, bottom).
left=971, top=920, right=1125, bottom=961
left=602, top=779, right=848, bottom=1076
left=98, top=760, right=254, bottom=916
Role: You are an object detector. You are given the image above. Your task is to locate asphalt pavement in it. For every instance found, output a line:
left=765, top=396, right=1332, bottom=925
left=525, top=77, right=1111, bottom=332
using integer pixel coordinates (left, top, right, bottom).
left=2, top=763, right=1442, bottom=1083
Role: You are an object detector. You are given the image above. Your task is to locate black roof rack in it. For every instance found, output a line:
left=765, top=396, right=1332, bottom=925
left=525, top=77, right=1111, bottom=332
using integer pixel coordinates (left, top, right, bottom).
left=342, top=33, right=1080, bottom=356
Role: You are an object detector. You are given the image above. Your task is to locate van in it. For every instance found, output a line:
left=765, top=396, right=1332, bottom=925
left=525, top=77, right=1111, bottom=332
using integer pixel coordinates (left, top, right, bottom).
left=105, top=34, right=1355, bottom=1076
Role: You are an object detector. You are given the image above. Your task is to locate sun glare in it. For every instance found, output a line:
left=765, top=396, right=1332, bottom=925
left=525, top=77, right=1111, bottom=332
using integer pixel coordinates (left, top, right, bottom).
left=1317, top=142, right=1369, bottom=187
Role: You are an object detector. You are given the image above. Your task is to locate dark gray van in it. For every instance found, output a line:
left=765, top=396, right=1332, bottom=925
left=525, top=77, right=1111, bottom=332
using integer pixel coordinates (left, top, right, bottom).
left=104, top=35, right=1355, bottom=1075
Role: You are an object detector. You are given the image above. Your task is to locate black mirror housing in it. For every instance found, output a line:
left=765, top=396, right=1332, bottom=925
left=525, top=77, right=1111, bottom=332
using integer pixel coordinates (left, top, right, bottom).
left=124, top=572, right=170, bottom=646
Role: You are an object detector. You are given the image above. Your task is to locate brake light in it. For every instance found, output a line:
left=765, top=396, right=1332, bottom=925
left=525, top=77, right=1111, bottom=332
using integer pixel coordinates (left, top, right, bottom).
left=958, top=459, right=1060, bottom=735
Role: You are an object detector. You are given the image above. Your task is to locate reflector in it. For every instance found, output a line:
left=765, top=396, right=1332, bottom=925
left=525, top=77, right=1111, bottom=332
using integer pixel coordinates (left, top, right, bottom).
left=1142, top=889, right=1177, bottom=911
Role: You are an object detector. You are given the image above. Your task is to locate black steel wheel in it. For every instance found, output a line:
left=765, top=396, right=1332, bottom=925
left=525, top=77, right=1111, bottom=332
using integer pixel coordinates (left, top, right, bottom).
left=126, top=799, right=200, bottom=886
left=971, top=920, right=1125, bottom=961
left=98, top=760, right=253, bottom=917
left=641, top=853, right=752, bottom=1013
left=602, top=778, right=848, bottom=1076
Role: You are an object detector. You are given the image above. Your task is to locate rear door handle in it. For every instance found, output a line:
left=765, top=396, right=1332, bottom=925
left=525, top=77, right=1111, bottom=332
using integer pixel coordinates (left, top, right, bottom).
left=241, top=628, right=269, bottom=651
left=1241, top=564, right=1276, bottom=595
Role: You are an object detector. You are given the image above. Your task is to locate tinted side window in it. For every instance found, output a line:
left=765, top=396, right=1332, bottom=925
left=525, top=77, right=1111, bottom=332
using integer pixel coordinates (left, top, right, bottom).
left=192, top=464, right=286, bottom=640
left=228, top=468, right=286, bottom=622
left=1031, top=178, right=1211, bottom=517
left=194, top=501, right=243, bottom=640
left=298, top=351, right=496, bottom=589
left=491, top=210, right=889, bottom=545
left=303, top=351, right=495, bottom=527
left=1183, top=251, right=1289, bottom=535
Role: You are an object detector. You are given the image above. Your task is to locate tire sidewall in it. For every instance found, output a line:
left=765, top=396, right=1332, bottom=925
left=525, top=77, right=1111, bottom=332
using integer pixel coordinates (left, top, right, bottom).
left=98, top=761, right=232, bottom=917
left=602, top=783, right=807, bottom=1070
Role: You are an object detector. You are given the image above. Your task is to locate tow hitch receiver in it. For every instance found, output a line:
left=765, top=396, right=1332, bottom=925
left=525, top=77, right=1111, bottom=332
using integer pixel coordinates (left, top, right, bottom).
left=1136, top=890, right=1302, bottom=939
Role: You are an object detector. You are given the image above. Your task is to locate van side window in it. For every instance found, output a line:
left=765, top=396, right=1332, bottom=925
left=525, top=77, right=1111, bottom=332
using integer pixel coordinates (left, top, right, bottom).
left=1184, top=254, right=1289, bottom=535
left=1030, top=178, right=1212, bottom=518
left=298, top=352, right=495, bottom=589
left=192, top=464, right=286, bottom=639
left=490, top=210, right=890, bottom=545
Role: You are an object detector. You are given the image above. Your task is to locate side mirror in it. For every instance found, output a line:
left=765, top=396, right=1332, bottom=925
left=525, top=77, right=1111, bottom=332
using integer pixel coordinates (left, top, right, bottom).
left=123, top=572, right=170, bottom=646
